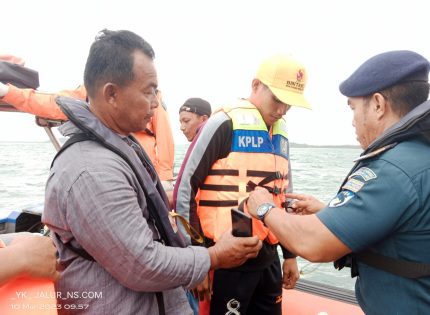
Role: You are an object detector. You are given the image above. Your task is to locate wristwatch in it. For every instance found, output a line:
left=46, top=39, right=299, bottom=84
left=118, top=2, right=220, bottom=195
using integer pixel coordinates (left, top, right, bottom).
left=256, top=202, right=276, bottom=223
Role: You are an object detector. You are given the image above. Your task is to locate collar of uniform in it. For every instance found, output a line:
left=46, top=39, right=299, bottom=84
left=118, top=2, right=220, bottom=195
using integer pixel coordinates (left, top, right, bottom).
left=354, top=142, right=398, bottom=162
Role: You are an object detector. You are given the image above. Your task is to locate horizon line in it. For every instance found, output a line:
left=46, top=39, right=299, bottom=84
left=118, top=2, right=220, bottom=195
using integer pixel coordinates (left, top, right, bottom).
left=0, top=139, right=361, bottom=149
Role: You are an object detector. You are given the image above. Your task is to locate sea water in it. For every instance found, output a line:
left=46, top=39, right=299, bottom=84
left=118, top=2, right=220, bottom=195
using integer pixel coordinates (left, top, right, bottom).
left=0, top=141, right=361, bottom=290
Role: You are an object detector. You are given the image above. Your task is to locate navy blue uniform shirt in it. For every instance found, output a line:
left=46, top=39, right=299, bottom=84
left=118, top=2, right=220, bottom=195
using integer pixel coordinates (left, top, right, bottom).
left=318, top=138, right=430, bottom=315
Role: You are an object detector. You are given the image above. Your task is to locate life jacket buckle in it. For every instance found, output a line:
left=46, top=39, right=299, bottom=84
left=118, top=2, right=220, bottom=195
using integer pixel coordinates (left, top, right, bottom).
left=272, top=186, right=280, bottom=195
left=247, top=180, right=257, bottom=191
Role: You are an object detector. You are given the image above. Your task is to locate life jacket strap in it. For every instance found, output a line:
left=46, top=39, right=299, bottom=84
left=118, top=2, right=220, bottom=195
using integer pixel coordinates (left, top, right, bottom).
left=355, top=250, right=430, bottom=279
left=199, top=200, right=238, bottom=207
left=246, top=170, right=286, bottom=195
left=200, top=184, right=239, bottom=192
left=246, top=180, right=281, bottom=195
left=54, top=232, right=95, bottom=262
left=50, top=132, right=95, bottom=168
left=169, top=211, right=204, bottom=244
left=208, top=169, right=239, bottom=176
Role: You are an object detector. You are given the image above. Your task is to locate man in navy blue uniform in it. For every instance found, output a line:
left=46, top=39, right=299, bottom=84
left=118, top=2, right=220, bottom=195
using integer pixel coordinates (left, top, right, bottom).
left=247, top=50, right=430, bottom=315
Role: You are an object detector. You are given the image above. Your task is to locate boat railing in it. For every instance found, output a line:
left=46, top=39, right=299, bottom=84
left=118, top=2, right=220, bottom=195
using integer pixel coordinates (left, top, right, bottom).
left=0, top=100, right=64, bottom=152
left=0, top=101, right=19, bottom=112
left=35, top=116, right=64, bottom=152
left=296, top=278, right=358, bottom=305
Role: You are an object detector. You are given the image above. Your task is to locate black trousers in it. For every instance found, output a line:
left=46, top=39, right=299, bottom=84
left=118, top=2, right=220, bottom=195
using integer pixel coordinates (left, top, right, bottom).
left=210, top=255, right=282, bottom=315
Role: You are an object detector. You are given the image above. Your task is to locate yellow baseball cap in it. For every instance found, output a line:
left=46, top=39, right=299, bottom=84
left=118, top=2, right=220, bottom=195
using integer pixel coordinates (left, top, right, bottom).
left=256, top=54, right=311, bottom=109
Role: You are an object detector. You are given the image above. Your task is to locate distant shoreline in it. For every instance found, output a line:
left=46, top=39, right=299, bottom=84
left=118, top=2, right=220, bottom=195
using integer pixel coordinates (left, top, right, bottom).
left=290, top=143, right=361, bottom=149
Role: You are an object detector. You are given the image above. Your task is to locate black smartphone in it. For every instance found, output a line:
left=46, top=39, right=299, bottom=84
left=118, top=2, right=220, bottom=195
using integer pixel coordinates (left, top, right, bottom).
left=231, top=208, right=252, bottom=237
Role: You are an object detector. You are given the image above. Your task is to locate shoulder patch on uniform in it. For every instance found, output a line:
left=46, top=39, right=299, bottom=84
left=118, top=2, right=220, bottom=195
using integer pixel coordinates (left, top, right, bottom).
left=329, top=190, right=355, bottom=208
left=342, top=178, right=364, bottom=193
left=349, top=167, right=377, bottom=182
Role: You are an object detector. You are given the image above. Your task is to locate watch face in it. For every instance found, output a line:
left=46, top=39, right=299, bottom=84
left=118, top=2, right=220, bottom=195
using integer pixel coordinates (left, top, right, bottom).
left=257, top=203, right=269, bottom=217
left=257, top=203, right=273, bottom=219
left=257, top=204, right=268, bottom=216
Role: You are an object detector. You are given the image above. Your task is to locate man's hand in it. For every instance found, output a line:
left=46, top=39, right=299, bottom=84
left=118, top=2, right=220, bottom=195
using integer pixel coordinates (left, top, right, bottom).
left=11, top=234, right=60, bottom=281
left=285, top=193, right=325, bottom=215
left=247, top=186, right=274, bottom=218
left=282, top=258, right=299, bottom=289
left=192, top=273, right=212, bottom=301
left=0, top=82, right=9, bottom=98
left=208, top=231, right=262, bottom=269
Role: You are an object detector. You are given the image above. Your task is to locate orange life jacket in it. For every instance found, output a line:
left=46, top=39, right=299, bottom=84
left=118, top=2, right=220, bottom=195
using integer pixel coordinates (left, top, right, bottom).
left=197, top=101, right=290, bottom=243
left=2, top=84, right=174, bottom=181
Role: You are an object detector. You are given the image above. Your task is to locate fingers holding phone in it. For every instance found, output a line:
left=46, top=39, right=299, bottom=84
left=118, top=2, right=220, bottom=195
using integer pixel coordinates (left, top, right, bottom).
left=207, top=210, right=262, bottom=269
left=208, top=232, right=261, bottom=269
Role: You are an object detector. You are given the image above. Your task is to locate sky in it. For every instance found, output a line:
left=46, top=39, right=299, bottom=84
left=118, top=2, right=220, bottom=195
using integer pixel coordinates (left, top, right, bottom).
left=1, top=0, right=429, bottom=145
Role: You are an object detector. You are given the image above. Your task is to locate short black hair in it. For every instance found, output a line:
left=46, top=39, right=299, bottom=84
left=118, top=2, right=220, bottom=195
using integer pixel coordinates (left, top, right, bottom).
left=381, top=82, right=429, bottom=116
left=84, top=29, right=155, bottom=98
left=363, top=82, right=429, bottom=117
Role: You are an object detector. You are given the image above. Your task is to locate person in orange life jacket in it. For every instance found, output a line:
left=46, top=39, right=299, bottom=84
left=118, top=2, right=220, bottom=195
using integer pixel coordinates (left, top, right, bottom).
left=247, top=50, right=430, bottom=315
left=0, top=233, right=59, bottom=286
left=178, top=97, right=212, bottom=315
left=174, top=54, right=312, bottom=315
left=0, top=55, right=59, bottom=285
left=179, top=97, right=212, bottom=142
left=0, top=80, right=175, bottom=185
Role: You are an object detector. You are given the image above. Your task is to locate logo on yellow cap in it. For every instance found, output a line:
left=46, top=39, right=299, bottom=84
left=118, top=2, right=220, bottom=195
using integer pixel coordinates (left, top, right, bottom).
left=285, top=79, right=305, bottom=91
left=297, top=69, right=304, bottom=82
left=255, top=54, right=311, bottom=109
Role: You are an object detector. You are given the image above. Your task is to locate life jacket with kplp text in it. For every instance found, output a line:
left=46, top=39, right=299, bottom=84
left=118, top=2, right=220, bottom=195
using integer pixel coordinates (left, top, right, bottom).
left=197, top=101, right=290, bottom=244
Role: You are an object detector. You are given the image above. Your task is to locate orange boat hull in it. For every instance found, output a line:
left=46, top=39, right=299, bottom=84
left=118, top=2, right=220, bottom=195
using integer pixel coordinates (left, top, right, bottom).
left=0, top=279, right=364, bottom=314
left=0, top=278, right=57, bottom=315
left=282, top=288, right=364, bottom=315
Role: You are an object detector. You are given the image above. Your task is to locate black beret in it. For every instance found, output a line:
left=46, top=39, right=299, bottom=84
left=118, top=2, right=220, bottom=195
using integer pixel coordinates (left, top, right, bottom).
left=179, top=98, right=212, bottom=117
left=339, top=50, right=430, bottom=97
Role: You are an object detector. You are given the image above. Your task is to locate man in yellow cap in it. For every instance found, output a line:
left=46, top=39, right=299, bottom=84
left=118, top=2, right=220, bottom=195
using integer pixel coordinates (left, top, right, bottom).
left=174, top=55, right=311, bottom=314
left=247, top=50, right=430, bottom=315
